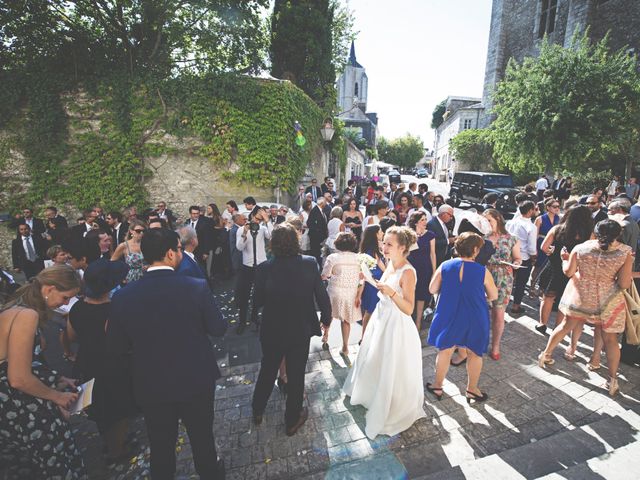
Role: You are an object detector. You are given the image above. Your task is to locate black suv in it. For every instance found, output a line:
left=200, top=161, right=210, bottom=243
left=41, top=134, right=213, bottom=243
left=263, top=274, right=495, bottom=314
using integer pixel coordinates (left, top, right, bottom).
left=448, top=171, right=519, bottom=213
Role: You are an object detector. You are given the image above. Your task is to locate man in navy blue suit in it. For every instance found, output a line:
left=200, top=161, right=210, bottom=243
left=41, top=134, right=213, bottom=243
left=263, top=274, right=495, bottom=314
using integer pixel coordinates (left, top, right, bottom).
left=107, top=228, right=226, bottom=479
left=176, top=225, right=207, bottom=279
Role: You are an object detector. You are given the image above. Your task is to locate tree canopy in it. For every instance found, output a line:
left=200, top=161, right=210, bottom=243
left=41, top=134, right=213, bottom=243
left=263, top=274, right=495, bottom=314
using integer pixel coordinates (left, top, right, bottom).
left=449, top=129, right=494, bottom=171
left=491, top=33, right=640, bottom=175
left=270, top=0, right=350, bottom=110
left=430, top=99, right=447, bottom=130
left=378, top=135, right=424, bottom=169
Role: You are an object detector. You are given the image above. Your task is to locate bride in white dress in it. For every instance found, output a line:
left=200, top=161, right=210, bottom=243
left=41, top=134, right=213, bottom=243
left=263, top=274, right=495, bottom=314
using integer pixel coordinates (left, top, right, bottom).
left=343, top=226, right=426, bottom=439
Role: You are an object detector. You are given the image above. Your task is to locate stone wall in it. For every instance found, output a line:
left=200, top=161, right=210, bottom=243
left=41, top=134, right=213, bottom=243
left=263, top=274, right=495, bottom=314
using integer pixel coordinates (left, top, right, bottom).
left=480, top=0, right=640, bottom=127
left=0, top=91, right=327, bottom=267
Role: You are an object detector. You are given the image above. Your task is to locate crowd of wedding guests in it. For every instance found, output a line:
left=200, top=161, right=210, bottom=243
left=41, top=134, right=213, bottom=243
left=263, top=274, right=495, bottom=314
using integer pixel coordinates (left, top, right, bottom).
left=2, top=172, right=640, bottom=478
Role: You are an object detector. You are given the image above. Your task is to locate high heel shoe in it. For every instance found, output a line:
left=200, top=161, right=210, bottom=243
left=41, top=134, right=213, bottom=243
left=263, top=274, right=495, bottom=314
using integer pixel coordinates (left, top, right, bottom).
left=466, top=390, right=489, bottom=404
left=321, top=337, right=329, bottom=350
left=606, top=377, right=619, bottom=397
left=425, top=382, right=443, bottom=401
left=537, top=352, right=555, bottom=368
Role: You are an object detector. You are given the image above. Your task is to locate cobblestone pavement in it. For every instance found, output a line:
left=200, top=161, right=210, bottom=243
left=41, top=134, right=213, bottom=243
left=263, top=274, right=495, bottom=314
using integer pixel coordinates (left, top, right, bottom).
left=53, top=285, right=640, bottom=480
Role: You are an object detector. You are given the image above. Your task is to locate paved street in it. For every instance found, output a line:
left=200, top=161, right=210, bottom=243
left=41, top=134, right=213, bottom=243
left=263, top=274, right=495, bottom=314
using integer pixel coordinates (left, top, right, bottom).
left=43, top=276, right=640, bottom=479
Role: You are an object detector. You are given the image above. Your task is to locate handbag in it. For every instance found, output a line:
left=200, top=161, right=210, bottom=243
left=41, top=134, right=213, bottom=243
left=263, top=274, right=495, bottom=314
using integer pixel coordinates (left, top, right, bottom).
left=623, top=281, right=640, bottom=345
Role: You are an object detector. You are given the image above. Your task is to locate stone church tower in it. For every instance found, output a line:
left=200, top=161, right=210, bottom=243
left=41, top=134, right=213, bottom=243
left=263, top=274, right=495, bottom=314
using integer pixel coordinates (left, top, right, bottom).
left=337, top=41, right=368, bottom=114
left=480, top=0, right=640, bottom=127
left=336, top=41, right=378, bottom=147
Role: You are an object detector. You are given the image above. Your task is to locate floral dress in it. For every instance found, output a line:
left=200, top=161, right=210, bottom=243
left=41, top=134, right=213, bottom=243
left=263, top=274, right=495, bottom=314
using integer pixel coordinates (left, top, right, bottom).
left=486, top=234, right=518, bottom=308
left=124, top=241, right=145, bottom=283
left=0, top=304, right=87, bottom=479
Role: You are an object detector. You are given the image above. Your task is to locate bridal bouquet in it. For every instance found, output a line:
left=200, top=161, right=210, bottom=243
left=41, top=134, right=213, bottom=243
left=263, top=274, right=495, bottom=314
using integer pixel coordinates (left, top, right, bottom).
left=357, top=253, right=377, bottom=271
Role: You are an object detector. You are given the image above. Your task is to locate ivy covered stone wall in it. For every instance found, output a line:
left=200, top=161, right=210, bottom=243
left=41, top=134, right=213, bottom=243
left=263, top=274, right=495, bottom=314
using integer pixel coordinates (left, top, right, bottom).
left=0, top=74, right=344, bottom=266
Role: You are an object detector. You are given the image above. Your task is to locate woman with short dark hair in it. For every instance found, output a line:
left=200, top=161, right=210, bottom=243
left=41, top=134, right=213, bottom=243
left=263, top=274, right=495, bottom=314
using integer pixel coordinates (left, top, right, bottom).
left=427, top=233, right=498, bottom=403
left=252, top=224, right=331, bottom=436
left=322, top=232, right=363, bottom=356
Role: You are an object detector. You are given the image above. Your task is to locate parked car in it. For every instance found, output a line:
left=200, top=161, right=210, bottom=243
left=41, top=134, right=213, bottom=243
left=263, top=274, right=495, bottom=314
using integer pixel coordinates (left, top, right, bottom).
left=448, top=171, right=519, bottom=213
left=416, top=168, right=429, bottom=178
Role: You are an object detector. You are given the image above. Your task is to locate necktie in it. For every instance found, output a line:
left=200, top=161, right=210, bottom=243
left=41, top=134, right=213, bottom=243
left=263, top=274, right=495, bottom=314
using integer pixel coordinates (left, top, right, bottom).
left=25, top=237, right=36, bottom=262
left=192, top=221, right=196, bottom=229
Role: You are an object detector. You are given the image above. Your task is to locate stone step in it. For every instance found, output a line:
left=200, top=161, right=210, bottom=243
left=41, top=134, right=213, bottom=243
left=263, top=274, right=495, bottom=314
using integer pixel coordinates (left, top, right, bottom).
left=536, top=439, right=640, bottom=479
left=415, top=414, right=640, bottom=480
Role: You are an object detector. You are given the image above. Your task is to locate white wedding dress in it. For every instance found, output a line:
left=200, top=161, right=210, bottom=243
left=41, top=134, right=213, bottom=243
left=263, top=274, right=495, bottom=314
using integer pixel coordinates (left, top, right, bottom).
left=343, top=262, right=426, bottom=439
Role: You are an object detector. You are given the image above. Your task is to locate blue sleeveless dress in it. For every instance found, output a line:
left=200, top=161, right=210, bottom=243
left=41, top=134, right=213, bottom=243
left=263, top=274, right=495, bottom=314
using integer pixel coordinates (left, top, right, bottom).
left=427, top=259, right=490, bottom=355
left=361, top=250, right=384, bottom=314
left=536, top=213, right=559, bottom=267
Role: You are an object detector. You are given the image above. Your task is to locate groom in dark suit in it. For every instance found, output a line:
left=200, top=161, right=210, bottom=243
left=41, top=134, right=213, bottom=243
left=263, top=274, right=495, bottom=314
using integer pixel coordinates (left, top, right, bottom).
left=251, top=224, right=331, bottom=435
left=107, top=228, right=226, bottom=479
left=307, top=197, right=328, bottom=265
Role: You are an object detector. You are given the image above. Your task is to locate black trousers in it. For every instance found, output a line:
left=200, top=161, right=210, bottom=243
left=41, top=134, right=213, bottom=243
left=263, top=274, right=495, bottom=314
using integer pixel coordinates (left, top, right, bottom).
left=309, top=236, right=323, bottom=266
left=252, top=338, right=310, bottom=428
left=142, top=389, right=221, bottom=480
left=512, top=258, right=533, bottom=305
left=235, top=265, right=258, bottom=325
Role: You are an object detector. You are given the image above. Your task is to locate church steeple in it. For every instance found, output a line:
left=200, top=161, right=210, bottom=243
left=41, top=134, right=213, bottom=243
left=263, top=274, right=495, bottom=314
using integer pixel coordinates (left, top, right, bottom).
left=348, top=40, right=363, bottom=68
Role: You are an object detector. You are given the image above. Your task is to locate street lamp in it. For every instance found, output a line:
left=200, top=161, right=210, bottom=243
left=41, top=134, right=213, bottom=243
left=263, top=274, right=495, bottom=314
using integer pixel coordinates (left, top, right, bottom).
left=320, top=118, right=335, bottom=142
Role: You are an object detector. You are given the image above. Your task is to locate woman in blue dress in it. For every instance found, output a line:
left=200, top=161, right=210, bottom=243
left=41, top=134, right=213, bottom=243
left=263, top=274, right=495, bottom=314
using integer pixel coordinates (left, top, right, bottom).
left=407, top=211, right=436, bottom=331
left=426, top=233, right=498, bottom=403
left=358, top=225, right=386, bottom=342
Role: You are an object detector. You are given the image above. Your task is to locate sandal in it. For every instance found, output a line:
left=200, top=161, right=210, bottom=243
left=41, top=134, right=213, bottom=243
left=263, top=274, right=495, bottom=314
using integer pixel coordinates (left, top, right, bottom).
left=605, top=378, right=619, bottom=397
left=538, top=352, right=555, bottom=368
left=563, top=349, right=576, bottom=361
left=466, top=390, right=489, bottom=404
left=587, top=362, right=601, bottom=371
left=425, top=382, right=443, bottom=401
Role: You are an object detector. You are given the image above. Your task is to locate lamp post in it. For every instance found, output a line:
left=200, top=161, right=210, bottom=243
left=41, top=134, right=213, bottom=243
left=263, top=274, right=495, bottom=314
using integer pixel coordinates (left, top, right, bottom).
left=320, top=118, right=337, bottom=188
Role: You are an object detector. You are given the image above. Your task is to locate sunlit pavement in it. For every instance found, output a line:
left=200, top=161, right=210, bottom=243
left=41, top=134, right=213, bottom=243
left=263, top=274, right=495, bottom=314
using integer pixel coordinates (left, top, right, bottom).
left=48, top=280, right=640, bottom=479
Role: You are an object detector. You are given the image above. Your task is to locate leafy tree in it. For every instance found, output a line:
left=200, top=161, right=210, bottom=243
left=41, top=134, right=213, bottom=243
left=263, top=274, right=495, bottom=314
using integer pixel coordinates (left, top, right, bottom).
left=0, top=0, right=269, bottom=78
left=491, top=33, right=640, bottom=175
left=344, top=128, right=367, bottom=150
left=270, top=0, right=336, bottom=109
left=450, top=129, right=494, bottom=171
left=430, top=99, right=447, bottom=129
left=378, top=135, right=424, bottom=169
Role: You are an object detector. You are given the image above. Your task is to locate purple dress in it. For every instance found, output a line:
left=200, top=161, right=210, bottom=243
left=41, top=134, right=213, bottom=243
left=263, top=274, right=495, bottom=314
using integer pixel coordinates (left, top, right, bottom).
left=408, top=231, right=436, bottom=302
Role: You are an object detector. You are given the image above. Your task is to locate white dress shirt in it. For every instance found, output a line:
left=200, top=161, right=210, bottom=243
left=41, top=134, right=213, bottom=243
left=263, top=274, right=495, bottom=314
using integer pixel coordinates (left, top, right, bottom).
left=236, top=223, right=273, bottom=267
left=506, top=216, right=537, bottom=260
left=535, top=178, right=549, bottom=190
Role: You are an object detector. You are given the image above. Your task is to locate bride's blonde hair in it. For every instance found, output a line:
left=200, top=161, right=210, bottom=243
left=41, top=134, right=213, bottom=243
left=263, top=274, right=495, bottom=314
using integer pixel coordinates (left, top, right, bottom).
left=385, top=226, right=417, bottom=256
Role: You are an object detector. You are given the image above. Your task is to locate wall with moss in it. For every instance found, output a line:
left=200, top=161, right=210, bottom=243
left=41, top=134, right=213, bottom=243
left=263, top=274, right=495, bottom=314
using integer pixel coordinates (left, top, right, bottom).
left=0, top=74, right=344, bottom=266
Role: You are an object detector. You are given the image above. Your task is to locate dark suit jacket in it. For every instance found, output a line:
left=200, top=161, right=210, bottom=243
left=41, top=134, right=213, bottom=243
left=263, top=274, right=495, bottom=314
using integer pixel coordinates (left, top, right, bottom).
left=107, top=269, right=226, bottom=405
left=305, top=185, right=323, bottom=201
left=268, top=215, right=286, bottom=225
left=155, top=209, right=176, bottom=229
left=185, top=217, right=213, bottom=260
left=593, top=209, right=608, bottom=225
left=427, top=217, right=451, bottom=266
left=177, top=253, right=207, bottom=279
left=12, top=235, right=47, bottom=270
left=110, top=222, right=129, bottom=246
left=254, top=255, right=331, bottom=346
left=51, top=215, right=68, bottom=229
left=307, top=206, right=328, bottom=242
left=11, top=217, right=46, bottom=236
left=70, top=223, right=93, bottom=240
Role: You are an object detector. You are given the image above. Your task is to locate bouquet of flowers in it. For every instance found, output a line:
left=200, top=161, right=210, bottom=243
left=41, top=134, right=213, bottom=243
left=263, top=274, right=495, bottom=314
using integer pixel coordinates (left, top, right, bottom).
left=357, top=253, right=377, bottom=271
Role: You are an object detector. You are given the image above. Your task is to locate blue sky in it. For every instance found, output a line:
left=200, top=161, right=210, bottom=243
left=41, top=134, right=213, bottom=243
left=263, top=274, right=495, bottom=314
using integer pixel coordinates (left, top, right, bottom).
left=344, top=0, right=493, bottom=148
